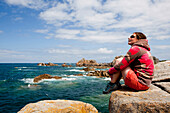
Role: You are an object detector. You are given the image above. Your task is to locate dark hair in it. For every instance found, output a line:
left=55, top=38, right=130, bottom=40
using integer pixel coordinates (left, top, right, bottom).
left=134, top=32, right=147, bottom=39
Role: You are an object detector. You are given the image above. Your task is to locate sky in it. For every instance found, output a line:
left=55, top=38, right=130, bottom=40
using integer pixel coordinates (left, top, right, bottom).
left=0, top=0, right=170, bottom=63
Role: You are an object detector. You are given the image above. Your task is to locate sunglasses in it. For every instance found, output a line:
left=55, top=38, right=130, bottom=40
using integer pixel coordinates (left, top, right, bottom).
left=130, top=35, right=136, bottom=38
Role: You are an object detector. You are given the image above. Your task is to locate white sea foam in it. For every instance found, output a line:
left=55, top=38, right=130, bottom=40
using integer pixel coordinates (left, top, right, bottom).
left=61, top=78, right=76, bottom=81
left=20, top=77, right=77, bottom=84
left=67, top=69, right=85, bottom=72
left=16, top=67, right=27, bottom=69
left=61, top=74, right=68, bottom=77
left=42, top=78, right=59, bottom=81
left=16, top=67, right=37, bottom=69
left=0, top=80, right=6, bottom=82
left=74, top=66, right=86, bottom=68
left=103, top=78, right=111, bottom=81
left=20, top=78, right=34, bottom=84
left=42, top=77, right=77, bottom=81
left=68, top=74, right=86, bottom=77
left=22, top=67, right=27, bottom=68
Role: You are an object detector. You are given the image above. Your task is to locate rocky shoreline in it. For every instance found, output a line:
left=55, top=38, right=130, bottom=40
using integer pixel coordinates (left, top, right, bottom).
left=18, top=57, right=170, bottom=113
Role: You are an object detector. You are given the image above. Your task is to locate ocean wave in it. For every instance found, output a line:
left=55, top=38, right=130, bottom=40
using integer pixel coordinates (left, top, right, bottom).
left=20, top=78, right=34, bottom=84
left=61, top=78, right=77, bottom=81
left=15, top=67, right=37, bottom=69
left=19, top=77, right=77, bottom=84
left=0, top=80, right=6, bottom=82
left=69, top=74, right=86, bottom=77
left=74, top=66, right=86, bottom=68
left=67, top=69, right=85, bottom=72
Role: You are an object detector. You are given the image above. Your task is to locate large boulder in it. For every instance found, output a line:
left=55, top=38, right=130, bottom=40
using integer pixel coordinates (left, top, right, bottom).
left=153, top=82, right=170, bottom=93
left=76, top=58, right=99, bottom=67
left=37, top=62, right=58, bottom=66
left=18, top=100, right=98, bottom=113
left=46, top=62, right=58, bottom=66
left=153, top=61, right=170, bottom=82
left=81, top=67, right=95, bottom=72
left=109, top=85, right=170, bottom=113
left=62, top=63, right=72, bottom=67
left=87, top=70, right=109, bottom=78
left=33, top=74, right=62, bottom=83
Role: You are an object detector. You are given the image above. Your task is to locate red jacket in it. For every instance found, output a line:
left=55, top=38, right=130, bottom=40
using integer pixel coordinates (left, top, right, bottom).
left=109, top=39, right=154, bottom=86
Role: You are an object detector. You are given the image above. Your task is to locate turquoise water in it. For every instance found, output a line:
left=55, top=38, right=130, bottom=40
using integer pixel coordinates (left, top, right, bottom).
left=0, top=63, right=114, bottom=113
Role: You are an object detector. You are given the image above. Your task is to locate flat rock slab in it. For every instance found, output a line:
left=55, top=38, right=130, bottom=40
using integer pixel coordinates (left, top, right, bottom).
left=18, top=100, right=98, bottom=113
left=109, top=85, right=170, bottom=113
left=153, top=82, right=170, bottom=94
left=153, top=61, right=170, bottom=82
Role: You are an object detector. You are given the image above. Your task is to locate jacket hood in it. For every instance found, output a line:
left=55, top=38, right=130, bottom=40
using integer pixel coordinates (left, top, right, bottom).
left=133, top=39, right=150, bottom=51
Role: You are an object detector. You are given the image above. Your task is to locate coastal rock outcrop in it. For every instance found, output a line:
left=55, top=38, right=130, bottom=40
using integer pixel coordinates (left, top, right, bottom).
left=152, top=60, right=170, bottom=93
left=87, top=70, right=109, bottom=78
left=18, top=100, right=98, bottom=113
left=76, top=58, right=99, bottom=67
left=62, top=63, right=72, bottom=67
left=37, top=62, right=58, bottom=66
left=109, top=85, right=170, bottom=113
left=33, top=74, right=62, bottom=83
left=153, top=61, right=170, bottom=82
left=81, top=67, right=95, bottom=72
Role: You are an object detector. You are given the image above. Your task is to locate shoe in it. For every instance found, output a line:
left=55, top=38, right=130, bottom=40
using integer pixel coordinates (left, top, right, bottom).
left=103, top=82, right=121, bottom=94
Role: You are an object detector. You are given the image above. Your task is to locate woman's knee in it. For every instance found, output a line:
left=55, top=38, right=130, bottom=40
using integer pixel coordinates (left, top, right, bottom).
left=122, top=67, right=131, bottom=79
left=115, top=57, right=123, bottom=65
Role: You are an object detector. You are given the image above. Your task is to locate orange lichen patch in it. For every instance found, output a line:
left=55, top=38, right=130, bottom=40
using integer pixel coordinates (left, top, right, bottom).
left=18, top=100, right=98, bottom=113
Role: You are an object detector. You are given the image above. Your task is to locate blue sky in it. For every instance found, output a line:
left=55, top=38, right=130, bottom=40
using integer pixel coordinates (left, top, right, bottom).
left=0, top=0, right=170, bottom=63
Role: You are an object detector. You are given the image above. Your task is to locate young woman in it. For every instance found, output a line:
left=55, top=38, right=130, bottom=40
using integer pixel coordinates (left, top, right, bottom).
left=103, top=32, right=154, bottom=94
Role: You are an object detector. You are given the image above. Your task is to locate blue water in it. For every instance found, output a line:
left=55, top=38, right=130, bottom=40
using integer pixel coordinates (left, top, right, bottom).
left=0, top=63, right=114, bottom=113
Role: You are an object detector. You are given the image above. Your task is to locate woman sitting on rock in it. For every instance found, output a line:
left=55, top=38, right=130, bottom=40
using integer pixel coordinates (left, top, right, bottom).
left=103, top=32, right=154, bottom=94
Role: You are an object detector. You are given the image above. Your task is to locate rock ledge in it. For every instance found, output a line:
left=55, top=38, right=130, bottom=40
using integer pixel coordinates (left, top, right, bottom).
left=109, top=85, right=170, bottom=113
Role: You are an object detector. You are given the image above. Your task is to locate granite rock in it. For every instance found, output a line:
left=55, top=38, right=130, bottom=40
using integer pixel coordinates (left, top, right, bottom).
left=33, top=74, right=62, bottom=83
left=153, top=61, right=170, bottom=82
left=37, top=62, right=58, bottom=66
left=109, top=85, right=170, bottom=113
left=81, top=67, right=95, bottom=72
left=76, top=58, right=99, bottom=67
left=62, top=63, right=72, bottom=67
left=87, top=70, right=109, bottom=78
left=153, top=82, right=170, bottom=94
left=18, top=100, right=98, bottom=113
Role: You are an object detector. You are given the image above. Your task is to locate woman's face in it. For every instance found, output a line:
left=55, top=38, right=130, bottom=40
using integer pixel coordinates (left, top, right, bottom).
left=128, top=33, right=139, bottom=45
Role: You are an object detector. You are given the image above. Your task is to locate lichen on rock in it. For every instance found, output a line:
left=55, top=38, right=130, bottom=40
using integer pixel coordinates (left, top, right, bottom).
left=18, top=100, right=98, bottom=113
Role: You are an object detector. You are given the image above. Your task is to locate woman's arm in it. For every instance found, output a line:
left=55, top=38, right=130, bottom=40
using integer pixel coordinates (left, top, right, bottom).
left=108, top=46, right=140, bottom=75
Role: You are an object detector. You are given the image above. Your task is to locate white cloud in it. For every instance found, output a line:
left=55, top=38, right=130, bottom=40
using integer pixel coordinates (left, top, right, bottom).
left=153, top=45, right=170, bottom=49
left=39, top=3, right=73, bottom=24
left=97, top=48, right=113, bottom=54
left=58, top=45, right=71, bottom=48
left=37, top=0, right=170, bottom=42
left=35, top=29, right=49, bottom=34
left=48, top=49, right=67, bottom=54
left=0, top=49, right=20, bottom=55
left=52, top=28, right=128, bottom=43
left=0, top=30, right=3, bottom=33
left=5, top=0, right=48, bottom=9
left=55, top=29, right=80, bottom=40
left=48, top=47, right=114, bottom=55
left=5, top=0, right=170, bottom=43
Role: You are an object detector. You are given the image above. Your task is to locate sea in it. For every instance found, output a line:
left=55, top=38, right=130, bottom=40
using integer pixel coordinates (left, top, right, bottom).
left=0, top=63, right=124, bottom=113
